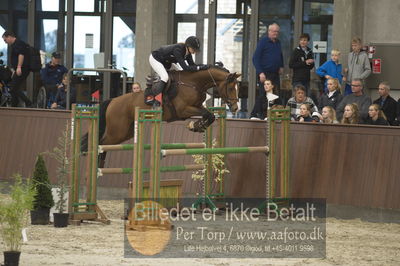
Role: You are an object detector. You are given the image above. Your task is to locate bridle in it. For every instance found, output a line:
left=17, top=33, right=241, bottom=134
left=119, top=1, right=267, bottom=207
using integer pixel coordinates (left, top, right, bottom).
left=207, top=69, right=239, bottom=107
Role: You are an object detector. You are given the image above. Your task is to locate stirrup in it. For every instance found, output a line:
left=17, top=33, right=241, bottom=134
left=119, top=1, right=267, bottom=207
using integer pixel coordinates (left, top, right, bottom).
left=145, top=95, right=155, bottom=106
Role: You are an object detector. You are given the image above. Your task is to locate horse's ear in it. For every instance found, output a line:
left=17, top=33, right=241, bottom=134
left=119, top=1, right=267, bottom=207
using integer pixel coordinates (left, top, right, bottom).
left=234, top=73, right=242, bottom=78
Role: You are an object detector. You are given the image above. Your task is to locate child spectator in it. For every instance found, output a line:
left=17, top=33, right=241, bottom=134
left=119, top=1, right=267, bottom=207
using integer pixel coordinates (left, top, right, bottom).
left=50, top=73, right=76, bottom=109
left=295, top=103, right=314, bottom=122
left=341, top=103, right=360, bottom=124
left=318, top=78, right=343, bottom=110
left=364, top=104, right=389, bottom=126
left=250, top=79, right=282, bottom=120
left=289, top=33, right=314, bottom=96
left=286, top=85, right=320, bottom=121
left=132, top=82, right=142, bottom=93
left=316, top=49, right=344, bottom=93
left=321, top=106, right=339, bottom=124
left=344, top=37, right=371, bottom=95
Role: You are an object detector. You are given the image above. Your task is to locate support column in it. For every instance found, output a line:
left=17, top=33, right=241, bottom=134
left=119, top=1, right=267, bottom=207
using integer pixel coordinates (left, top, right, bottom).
left=134, top=0, right=173, bottom=84
left=332, top=0, right=365, bottom=69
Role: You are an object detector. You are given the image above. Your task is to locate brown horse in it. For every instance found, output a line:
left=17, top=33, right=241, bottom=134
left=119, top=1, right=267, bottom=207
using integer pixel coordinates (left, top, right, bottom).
left=81, top=66, right=241, bottom=155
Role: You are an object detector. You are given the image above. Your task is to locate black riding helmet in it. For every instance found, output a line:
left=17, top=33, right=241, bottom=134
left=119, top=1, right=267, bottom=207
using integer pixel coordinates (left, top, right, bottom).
left=185, top=36, right=200, bottom=52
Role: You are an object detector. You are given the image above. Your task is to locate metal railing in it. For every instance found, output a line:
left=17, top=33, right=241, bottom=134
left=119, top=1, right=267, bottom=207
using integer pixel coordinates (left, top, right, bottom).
left=66, top=68, right=127, bottom=110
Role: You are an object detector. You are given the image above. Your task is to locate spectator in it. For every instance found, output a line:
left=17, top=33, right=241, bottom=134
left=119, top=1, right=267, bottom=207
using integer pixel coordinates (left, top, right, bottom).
left=318, top=78, right=343, bottom=111
left=295, top=103, right=315, bottom=122
left=341, top=103, right=360, bottom=124
left=252, top=23, right=284, bottom=100
left=321, top=106, right=339, bottom=124
left=250, top=79, right=282, bottom=120
left=286, top=85, right=320, bottom=121
left=344, top=37, right=371, bottom=95
left=372, top=81, right=397, bottom=125
left=2, top=31, right=33, bottom=107
left=364, top=104, right=389, bottom=126
left=336, top=78, right=371, bottom=122
left=40, top=51, right=68, bottom=108
left=50, top=74, right=76, bottom=109
left=289, top=33, right=314, bottom=96
left=316, top=49, right=344, bottom=93
left=132, top=82, right=142, bottom=93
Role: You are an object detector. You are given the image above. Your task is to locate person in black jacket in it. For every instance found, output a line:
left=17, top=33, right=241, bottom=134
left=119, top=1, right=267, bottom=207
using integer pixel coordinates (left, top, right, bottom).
left=318, top=78, right=343, bottom=111
left=372, top=81, right=398, bottom=125
left=2, top=31, right=33, bottom=107
left=146, top=36, right=208, bottom=106
left=364, top=104, right=389, bottom=126
left=289, top=33, right=314, bottom=97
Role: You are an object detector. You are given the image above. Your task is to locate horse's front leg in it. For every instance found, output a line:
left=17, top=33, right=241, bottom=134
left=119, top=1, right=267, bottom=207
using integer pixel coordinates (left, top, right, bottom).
left=189, top=108, right=215, bottom=133
left=180, top=106, right=215, bottom=132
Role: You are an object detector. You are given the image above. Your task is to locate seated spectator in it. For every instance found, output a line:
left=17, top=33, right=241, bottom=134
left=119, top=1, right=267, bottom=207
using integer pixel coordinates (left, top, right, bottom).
left=286, top=85, right=320, bottom=121
left=316, top=49, right=344, bottom=93
left=341, top=103, right=360, bottom=124
left=250, top=79, right=282, bottom=120
left=318, top=78, right=343, bottom=110
left=295, top=103, right=315, bottom=122
left=132, top=82, right=142, bottom=93
left=372, top=81, right=397, bottom=125
left=50, top=74, right=76, bottom=109
left=336, top=78, right=371, bottom=122
left=40, top=52, right=68, bottom=108
left=364, top=104, right=389, bottom=126
left=321, top=106, right=339, bottom=124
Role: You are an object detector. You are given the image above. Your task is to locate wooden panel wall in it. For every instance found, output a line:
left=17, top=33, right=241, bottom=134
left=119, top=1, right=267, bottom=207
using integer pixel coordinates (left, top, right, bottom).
left=1, top=108, right=399, bottom=210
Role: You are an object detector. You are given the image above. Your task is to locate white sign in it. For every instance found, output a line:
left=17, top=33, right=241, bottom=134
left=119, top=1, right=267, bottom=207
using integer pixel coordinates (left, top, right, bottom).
left=85, top=33, right=94, bottom=49
left=313, top=41, right=327, bottom=53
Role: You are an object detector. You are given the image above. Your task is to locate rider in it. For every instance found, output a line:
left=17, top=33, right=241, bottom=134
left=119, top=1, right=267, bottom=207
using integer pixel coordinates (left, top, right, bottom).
left=146, top=36, right=209, bottom=106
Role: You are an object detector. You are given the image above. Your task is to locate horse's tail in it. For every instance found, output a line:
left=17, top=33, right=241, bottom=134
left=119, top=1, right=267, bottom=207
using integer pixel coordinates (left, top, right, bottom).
left=80, top=99, right=112, bottom=153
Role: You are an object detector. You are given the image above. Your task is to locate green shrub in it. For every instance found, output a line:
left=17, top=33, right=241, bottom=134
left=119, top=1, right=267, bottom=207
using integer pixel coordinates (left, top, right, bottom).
left=0, top=174, right=36, bottom=251
left=32, top=154, right=54, bottom=209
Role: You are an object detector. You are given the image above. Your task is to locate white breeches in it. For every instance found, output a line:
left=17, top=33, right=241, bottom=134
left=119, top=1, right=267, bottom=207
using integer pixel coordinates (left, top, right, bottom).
left=149, top=54, right=183, bottom=83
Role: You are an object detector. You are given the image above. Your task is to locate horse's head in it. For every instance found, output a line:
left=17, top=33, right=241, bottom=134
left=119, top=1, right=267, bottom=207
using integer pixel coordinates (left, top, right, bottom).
left=210, top=67, right=241, bottom=113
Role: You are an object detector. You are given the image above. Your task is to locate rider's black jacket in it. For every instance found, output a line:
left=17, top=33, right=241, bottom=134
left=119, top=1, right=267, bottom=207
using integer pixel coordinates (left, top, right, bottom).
left=152, top=43, right=198, bottom=71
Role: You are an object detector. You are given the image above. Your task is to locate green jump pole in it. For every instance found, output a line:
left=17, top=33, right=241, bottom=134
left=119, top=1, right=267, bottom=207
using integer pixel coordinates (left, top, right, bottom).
left=161, top=146, right=269, bottom=156
left=98, top=164, right=205, bottom=175
left=98, top=142, right=206, bottom=153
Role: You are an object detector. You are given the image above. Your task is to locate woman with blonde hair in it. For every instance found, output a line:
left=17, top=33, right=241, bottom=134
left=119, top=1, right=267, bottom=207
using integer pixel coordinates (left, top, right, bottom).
left=341, top=103, right=360, bottom=124
left=364, top=104, right=389, bottom=125
left=318, top=78, right=343, bottom=110
left=321, top=106, right=339, bottom=124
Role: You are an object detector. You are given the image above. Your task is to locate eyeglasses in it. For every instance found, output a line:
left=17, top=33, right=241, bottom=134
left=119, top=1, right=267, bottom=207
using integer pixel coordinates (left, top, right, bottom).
left=351, top=84, right=361, bottom=87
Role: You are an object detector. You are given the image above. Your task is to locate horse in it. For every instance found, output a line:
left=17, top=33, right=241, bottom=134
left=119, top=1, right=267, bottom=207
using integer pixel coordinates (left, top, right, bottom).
left=81, top=66, right=241, bottom=164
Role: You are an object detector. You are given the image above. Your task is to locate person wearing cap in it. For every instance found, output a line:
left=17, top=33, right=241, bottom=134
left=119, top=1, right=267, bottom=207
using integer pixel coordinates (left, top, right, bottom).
left=2, top=30, right=33, bottom=107
left=146, top=36, right=209, bottom=106
left=40, top=51, right=68, bottom=108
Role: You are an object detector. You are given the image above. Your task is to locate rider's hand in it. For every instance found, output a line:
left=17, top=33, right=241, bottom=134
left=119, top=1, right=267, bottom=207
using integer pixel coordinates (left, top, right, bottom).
left=198, top=64, right=209, bottom=71
left=16, top=66, right=22, bottom=76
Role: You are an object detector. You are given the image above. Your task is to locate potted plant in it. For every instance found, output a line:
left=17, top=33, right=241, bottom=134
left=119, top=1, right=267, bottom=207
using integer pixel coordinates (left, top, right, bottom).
left=47, top=125, right=71, bottom=227
left=0, top=174, right=36, bottom=266
left=30, top=154, right=54, bottom=225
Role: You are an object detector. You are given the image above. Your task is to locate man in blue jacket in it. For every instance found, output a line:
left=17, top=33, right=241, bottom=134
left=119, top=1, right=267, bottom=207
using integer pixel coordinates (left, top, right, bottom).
left=40, top=52, right=68, bottom=108
left=252, top=23, right=284, bottom=100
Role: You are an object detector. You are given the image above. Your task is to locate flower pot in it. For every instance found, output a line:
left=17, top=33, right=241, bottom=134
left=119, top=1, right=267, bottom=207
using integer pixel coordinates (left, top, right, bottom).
left=53, top=213, right=69, bottom=228
left=30, top=207, right=50, bottom=225
left=3, top=251, right=21, bottom=266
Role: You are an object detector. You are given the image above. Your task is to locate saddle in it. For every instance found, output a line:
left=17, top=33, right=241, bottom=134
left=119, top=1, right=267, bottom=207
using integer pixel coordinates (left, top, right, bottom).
left=144, top=73, right=178, bottom=104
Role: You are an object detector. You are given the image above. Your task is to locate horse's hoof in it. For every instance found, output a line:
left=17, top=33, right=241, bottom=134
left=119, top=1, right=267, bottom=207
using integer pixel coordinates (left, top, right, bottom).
left=187, top=121, right=195, bottom=131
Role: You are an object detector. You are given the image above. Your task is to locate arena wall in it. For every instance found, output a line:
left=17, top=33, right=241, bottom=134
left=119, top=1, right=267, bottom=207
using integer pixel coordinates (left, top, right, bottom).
left=1, top=108, right=399, bottom=210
